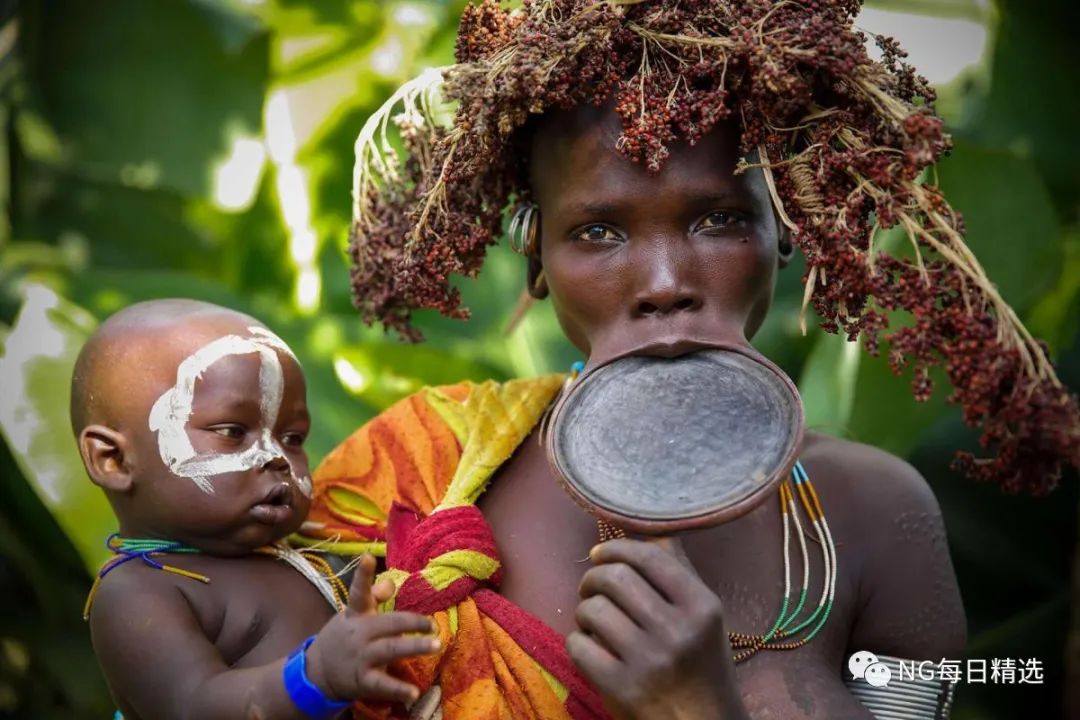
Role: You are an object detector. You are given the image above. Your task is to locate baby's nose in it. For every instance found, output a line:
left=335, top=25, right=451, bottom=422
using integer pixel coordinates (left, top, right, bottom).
left=261, top=452, right=290, bottom=473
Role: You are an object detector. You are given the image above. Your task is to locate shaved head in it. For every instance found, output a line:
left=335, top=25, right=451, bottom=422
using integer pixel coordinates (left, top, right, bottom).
left=70, top=300, right=267, bottom=436
left=72, top=298, right=312, bottom=551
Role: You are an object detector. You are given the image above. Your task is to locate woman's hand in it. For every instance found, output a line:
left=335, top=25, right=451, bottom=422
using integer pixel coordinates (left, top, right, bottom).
left=567, top=537, right=748, bottom=720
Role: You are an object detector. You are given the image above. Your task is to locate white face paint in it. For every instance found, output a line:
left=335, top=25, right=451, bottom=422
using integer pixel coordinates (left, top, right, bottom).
left=148, top=326, right=312, bottom=497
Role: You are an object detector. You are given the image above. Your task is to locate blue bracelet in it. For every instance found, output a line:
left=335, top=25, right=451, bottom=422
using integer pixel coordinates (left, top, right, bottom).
left=283, top=635, right=351, bottom=719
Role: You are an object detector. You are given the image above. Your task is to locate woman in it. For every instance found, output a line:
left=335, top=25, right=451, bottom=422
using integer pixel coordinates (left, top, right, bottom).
left=297, top=1, right=1078, bottom=718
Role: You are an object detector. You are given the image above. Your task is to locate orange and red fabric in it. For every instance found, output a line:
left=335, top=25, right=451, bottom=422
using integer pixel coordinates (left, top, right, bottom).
left=295, top=377, right=609, bottom=720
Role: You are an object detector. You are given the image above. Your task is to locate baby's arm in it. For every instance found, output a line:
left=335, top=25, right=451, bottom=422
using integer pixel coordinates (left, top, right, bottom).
left=90, top=556, right=437, bottom=720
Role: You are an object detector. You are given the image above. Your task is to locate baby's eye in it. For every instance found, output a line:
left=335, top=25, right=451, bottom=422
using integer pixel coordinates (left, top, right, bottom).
left=574, top=224, right=620, bottom=243
left=209, top=425, right=246, bottom=440
left=698, top=210, right=742, bottom=230
left=281, top=432, right=307, bottom=448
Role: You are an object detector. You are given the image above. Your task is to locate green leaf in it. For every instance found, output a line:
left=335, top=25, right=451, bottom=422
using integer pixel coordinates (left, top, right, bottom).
left=333, top=341, right=507, bottom=411
left=1025, top=229, right=1080, bottom=356
left=17, top=167, right=221, bottom=274
left=971, top=0, right=1080, bottom=207
left=846, top=348, right=951, bottom=457
left=0, top=285, right=111, bottom=572
left=934, top=139, right=1061, bottom=313
left=797, top=331, right=861, bottom=437
left=27, top=0, right=270, bottom=197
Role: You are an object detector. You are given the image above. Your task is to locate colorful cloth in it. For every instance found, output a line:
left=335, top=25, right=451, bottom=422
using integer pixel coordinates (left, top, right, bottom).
left=297, top=376, right=610, bottom=720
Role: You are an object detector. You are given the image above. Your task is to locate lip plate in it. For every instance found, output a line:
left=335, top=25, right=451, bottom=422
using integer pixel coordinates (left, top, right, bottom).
left=633, top=338, right=714, bottom=359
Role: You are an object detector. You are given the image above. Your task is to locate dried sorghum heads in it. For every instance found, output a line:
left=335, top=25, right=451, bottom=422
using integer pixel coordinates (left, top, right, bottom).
left=349, top=0, right=1079, bottom=492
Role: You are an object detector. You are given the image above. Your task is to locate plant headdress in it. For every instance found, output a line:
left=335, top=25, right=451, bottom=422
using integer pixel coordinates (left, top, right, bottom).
left=349, top=0, right=1079, bottom=493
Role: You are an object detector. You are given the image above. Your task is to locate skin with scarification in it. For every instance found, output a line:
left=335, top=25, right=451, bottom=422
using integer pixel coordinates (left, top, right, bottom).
left=476, top=106, right=966, bottom=719
left=74, top=301, right=441, bottom=720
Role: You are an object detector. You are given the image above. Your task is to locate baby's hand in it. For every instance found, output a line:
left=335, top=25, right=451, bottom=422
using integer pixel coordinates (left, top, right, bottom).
left=305, top=554, right=439, bottom=705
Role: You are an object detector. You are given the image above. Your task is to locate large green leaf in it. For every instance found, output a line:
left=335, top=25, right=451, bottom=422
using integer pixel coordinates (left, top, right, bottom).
left=26, top=0, right=269, bottom=198
left=798, top=331, right=861, bottom=437
left=846, top=348, right=951, bottom=458
left=972, top=0, right=1080, bottom=207
left=0, top=285, right=111, bottom=572
left=1026, top=229, right=1080, bottom=356
left=16, top=166, right=222, bottom=275
left=333, top=341, right=508, bottom=411
left=935, top=139, right=1061, bottom=313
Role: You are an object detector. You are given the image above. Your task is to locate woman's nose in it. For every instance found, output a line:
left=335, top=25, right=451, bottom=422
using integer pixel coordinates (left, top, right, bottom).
left=634, top=249, right=702, bottom=316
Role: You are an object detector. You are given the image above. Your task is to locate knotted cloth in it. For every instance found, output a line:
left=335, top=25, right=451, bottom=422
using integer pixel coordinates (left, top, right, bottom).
left=380, top=503, right=503, bottom=616
left=295, top=377, right=609, bottom=720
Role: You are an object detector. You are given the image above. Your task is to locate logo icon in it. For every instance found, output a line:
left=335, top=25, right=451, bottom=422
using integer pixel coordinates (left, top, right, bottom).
left=849, top=651, right=892, bottom=688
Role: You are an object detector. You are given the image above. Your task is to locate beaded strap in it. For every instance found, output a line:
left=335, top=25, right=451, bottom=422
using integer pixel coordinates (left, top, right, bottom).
left=569, top=358, right=837, bottom=664
left=84, top=535, right=350, bottom=619
left=594, top=462, right=836, bottom=664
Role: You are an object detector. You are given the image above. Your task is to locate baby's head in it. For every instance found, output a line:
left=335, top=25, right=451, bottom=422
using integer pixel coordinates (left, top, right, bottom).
left=71, top=299, right=312, bottom=556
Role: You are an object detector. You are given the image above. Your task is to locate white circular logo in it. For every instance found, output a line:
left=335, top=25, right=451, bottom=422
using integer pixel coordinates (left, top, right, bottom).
left=864, top=662, right=892, bottom=687
left=848, top=650, right=878, bottom=679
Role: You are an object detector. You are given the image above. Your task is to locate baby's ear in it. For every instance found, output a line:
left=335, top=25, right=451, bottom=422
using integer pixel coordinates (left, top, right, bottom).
left=79, top=425, right=134, bottom=492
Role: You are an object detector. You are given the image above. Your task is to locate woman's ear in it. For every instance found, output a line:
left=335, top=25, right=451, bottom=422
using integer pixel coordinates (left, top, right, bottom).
left=778, top=228, right=795, bottom=268
left=527, top=254, right=548, bottom=299
left=79, top=425, right=134, bottom=493
left=526, top=210, right=548, bottom=298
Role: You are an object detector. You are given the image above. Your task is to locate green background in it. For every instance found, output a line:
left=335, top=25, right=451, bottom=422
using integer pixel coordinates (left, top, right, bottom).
left=0, top=1, right=1076, bottom=718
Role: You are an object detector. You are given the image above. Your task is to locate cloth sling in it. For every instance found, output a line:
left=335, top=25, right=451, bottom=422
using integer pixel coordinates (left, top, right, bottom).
left=297, top=375, right=611, bottom=720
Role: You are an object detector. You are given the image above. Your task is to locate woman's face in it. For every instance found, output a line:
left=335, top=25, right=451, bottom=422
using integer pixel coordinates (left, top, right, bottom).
left=529, top=106, right=785, bottom=367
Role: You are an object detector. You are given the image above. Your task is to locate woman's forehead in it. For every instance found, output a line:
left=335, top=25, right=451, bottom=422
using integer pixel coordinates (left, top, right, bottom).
left=529, top=107, right=765, bottom=215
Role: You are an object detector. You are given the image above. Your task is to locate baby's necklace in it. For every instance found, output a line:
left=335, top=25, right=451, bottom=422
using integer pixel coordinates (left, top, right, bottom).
left=565, top=362, right=837, bottom=663
left=83, top=535, right=350, bottom=619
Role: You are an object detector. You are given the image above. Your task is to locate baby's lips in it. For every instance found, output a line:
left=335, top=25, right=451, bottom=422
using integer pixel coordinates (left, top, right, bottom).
left=250, top=502, right=295, bottom=525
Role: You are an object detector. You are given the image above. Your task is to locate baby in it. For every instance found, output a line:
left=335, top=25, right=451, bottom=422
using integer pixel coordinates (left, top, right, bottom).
left=74, top=299, right=438, bottom=720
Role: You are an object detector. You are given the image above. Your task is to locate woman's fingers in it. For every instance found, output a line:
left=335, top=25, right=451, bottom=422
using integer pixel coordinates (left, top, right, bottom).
left=590, top=538, right=701, bottom=605
left=579, top=560, right=669, bottom=628
left=574, top=594, right=642, bottom=659
left=566, top=631, right=620, bottom=689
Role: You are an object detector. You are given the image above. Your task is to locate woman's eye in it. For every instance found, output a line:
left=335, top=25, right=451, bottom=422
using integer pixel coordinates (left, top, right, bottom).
left=282, top=432, right=307, bottom=448
left=698, top=210, right=741, bottom=230
left=574, top=224, right=620, bottom=243
left=210, top=425, right=246, bottom=440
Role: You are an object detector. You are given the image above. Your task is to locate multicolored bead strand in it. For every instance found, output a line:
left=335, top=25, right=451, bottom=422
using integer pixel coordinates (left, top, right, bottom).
left=84, top=536, right=350, bottom=618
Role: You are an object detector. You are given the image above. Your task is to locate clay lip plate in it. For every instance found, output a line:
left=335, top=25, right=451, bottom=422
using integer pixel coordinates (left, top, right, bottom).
left=546, top=347, right=805, bottom=535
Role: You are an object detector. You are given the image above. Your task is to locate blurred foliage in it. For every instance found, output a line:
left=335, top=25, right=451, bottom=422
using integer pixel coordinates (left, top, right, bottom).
left=0, top=0, right=1075, bottom=718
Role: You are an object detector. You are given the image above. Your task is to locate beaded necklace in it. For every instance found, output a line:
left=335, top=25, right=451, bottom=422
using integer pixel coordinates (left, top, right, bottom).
left=566, top=362, right=837, bottom=663
left=83, top=534, right=350, bottom=619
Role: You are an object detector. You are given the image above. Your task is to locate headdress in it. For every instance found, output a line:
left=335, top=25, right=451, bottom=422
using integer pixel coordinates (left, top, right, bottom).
left=348, top=0, right=1079, bottom=493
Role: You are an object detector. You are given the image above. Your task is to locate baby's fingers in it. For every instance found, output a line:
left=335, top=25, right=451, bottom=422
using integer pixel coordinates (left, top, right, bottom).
left=361, top=611, right=437, bottom=639
left=346, top=554, right=378, bottom=614
left=357, top=668, right=420, bottom=704
left=371, top=577, right=396, bottom=604
left=365, top=635, right=442, bottom=666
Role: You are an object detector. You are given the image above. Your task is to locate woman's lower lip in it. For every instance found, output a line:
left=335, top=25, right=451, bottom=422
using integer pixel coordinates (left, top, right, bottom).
left=250, top=503, right=294, bottom=525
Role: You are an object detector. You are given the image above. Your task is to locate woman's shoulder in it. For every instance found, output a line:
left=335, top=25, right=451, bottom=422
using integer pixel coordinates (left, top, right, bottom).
left=799, top=431, right=942, bottom=521
left=800, top=433, right=966, bottom=657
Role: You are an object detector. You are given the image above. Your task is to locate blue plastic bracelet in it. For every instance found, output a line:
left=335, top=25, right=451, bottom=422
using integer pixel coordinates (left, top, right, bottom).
left=283, top=635, right=351, bottom=719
